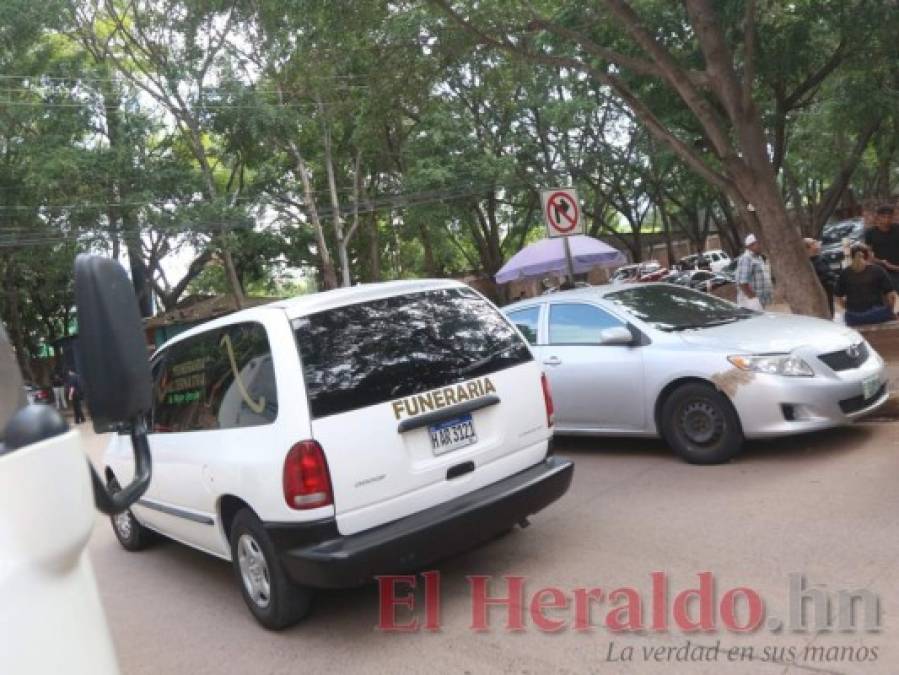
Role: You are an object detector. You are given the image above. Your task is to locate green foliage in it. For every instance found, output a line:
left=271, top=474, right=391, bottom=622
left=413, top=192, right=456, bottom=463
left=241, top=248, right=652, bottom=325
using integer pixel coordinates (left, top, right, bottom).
left=1, top=0, right=898, bottom=347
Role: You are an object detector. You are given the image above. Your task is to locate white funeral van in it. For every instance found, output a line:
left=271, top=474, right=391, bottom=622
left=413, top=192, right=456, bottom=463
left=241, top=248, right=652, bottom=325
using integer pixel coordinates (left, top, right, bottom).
left=105, top=279, right=573, bottom=629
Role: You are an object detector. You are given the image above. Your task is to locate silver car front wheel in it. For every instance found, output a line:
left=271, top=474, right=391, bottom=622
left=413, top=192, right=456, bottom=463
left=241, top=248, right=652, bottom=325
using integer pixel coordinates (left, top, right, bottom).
left=661, top=382, right=743, bottom=465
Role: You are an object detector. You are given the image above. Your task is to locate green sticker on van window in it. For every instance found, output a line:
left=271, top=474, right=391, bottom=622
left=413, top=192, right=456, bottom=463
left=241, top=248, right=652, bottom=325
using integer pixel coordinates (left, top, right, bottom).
left=167, top=389, right=202, bottom=406
left=158, top=357, right=206, bottom=402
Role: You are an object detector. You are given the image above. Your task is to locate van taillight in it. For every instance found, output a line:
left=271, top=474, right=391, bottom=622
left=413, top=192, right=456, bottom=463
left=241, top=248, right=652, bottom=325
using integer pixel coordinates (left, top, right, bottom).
left=283, top=440, right=333, bottom=510
left=541, top=373, right=555, bottom=428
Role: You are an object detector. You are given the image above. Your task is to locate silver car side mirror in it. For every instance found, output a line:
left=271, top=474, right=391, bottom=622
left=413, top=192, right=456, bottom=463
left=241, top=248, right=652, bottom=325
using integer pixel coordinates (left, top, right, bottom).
left=599, top=326, right=634, bottom=346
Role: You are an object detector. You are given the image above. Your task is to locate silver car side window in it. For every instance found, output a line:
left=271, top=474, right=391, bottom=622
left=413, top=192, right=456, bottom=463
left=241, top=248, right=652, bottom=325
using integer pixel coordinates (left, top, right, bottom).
left=548, top=303, right=624, bottom=345
left=507, top=307, right=540, bottom=345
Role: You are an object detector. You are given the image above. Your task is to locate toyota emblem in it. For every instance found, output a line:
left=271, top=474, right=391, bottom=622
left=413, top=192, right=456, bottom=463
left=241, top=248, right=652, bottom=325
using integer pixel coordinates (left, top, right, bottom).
left=848, top=344, right=860, bottom=359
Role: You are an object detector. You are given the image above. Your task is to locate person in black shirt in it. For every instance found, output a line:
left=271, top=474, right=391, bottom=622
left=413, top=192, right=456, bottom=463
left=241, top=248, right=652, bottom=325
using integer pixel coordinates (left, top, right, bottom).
left=864, top=204, right=899, bottom=291
left=805, top=238, right=836, bottom=318
left=66, top=369, right=86, bottom=424
left=834, top=244, right=897, bottom=326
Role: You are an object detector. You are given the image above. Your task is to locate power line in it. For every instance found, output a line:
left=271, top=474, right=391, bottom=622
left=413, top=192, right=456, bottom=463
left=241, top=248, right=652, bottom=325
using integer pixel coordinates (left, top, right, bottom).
left=0, top=163, right=535, bottom=217
left=0, top=179, right=536, bottom=248
left=0, top=73, right=377, bottom=85
left=0, top=99, right=370, bottom=109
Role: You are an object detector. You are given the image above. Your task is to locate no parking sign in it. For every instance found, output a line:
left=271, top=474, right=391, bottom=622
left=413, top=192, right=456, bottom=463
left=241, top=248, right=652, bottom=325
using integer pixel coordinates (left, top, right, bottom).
left=541, top=188, right=582, bottom=238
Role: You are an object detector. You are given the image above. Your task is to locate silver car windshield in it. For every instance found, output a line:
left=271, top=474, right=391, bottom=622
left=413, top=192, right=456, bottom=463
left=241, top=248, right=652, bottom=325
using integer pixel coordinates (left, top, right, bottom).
left=605, top=285, right=755, bottom=332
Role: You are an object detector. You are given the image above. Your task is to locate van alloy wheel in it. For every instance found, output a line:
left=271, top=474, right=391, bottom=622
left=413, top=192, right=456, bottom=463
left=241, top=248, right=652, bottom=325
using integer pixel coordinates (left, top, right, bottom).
left=107, top=476, right=154, bottom=551
left=237, top=533, right=271, bottom=609
left=113, top=511, right=133, bottom=540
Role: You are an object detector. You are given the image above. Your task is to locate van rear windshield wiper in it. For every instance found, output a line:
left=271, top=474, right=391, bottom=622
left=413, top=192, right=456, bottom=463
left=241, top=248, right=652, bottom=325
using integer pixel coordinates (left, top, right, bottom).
left=457, top=345, right=515, bottom=376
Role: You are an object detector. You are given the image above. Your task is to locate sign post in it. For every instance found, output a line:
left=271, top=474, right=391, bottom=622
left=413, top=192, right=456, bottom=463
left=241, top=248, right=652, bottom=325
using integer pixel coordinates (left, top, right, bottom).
left=541, top=188, right=582, bottom=284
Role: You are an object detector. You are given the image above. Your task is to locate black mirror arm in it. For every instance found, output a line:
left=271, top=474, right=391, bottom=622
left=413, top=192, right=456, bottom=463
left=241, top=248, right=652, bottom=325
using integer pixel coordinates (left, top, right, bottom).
left=90, top=415, right=152, bottom=515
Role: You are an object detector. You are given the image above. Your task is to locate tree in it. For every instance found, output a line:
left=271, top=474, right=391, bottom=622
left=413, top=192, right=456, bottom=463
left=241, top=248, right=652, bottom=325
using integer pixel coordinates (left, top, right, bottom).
left=71, top=0, right=253, bottom=307
left=429, top=0, right=899, bottom=316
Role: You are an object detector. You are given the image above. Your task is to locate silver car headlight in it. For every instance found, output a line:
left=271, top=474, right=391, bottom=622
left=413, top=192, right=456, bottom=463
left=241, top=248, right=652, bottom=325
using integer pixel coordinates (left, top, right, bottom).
left=727, top=354, right=814, bottom=377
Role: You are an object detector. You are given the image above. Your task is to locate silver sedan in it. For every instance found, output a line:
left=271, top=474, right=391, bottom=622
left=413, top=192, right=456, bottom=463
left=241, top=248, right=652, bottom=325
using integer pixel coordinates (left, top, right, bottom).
left=503, top=284, right=889, bottom=464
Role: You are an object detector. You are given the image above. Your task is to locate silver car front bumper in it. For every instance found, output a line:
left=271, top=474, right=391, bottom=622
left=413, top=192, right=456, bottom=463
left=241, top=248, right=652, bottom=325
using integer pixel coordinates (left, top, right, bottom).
left=729, top=354, right=889, bottom=438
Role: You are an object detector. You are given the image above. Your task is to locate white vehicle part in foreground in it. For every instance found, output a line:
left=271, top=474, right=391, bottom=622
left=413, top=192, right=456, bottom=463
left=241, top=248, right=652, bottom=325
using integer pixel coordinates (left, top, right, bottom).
left=0, top=429, right=119, bottom=675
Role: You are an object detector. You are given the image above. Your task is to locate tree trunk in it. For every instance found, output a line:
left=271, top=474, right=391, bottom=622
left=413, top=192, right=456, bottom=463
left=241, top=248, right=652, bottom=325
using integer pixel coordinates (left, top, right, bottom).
left=418, top=222, right=439, bottom=277
left=738, top=173, right=828, bottom=315
left=221, top=248, right=245, bottom=304
left=320, top=99, right=354, bottom=288
left=102, top=82, right=153, bottom=316
left=125, top=229, right=153, bottom=317
left=3, top=258, right=35, bottom=383
left=368, top=211, right=380, bottom=282
left=661, top=209, right=675, bottom=268
left=727, top=91, right=829, bottom=316
left=811, top=116, right=882, bottom=232
left=286, top=140, right=338, bottom=289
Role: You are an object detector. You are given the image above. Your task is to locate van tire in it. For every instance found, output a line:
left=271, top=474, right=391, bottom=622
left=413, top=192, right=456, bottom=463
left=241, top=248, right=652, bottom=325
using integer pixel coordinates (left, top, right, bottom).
left=229, top=509, right=312, bottom=630
left=108, top=477, right=155, bottom=551
left=660, top=383, right=743, bottom=464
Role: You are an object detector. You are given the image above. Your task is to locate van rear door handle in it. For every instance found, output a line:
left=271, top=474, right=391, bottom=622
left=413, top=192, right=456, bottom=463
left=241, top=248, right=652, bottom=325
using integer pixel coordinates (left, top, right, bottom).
left=543, top=356, right=562, bottom=366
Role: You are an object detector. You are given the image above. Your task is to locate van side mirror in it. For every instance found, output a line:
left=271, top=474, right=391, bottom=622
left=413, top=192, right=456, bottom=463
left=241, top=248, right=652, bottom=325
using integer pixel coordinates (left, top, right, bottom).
left=75, top=254, right=153, bottom=514
left=598, top=326, right=634, bottom=346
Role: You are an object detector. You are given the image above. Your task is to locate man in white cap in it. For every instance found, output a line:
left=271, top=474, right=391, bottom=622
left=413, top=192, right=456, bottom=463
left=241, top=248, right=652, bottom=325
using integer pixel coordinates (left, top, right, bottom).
left=735, top=233, right=773, bottom=310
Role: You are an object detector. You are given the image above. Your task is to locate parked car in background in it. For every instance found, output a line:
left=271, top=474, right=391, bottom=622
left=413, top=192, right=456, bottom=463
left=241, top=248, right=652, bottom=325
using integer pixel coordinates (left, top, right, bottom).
left=688, top=271, right=732, bottom=292
left=679, top=250, right=732, bottom=273
left=22, top=383, right=51, bottom=405
left=637, top=266, right=669, bottom=282
left=660, top=270, right=689, bottom=284
left=820, top=219, right=864, bottom=272
left=610, top=263, right=638, bottom=283
left=720, top=258, right=738, bottom=280
left=611, top=261, right=663, bottom=283
left=673, top=269, right=728, bottom=289
left=678, top=253, right=710, bottom=271
left=503, top=283, right=887, bottom=465
left=701, top=250, right=732, bottom=272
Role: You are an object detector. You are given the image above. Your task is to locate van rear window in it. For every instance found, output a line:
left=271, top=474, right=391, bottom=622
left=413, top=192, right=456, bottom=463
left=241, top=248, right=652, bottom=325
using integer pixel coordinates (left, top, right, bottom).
left=294, top=287, right=532, bottom=419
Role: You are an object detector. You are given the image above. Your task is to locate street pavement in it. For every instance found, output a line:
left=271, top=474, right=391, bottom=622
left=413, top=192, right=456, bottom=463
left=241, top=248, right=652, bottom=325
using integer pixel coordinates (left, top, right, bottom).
left=82, top=421, right=899, bottom=675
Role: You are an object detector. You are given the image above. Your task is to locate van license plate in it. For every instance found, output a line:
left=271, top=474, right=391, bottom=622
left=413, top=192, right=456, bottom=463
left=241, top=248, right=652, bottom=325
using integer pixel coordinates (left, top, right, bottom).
left=862, top=375, right=881, bottom=401
left=429, top=414, right=477, bottom=455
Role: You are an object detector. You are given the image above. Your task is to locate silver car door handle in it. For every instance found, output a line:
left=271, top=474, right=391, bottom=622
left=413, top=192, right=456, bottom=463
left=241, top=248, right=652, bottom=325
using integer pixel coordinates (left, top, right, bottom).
left=543, top=356, right=562, bottom=366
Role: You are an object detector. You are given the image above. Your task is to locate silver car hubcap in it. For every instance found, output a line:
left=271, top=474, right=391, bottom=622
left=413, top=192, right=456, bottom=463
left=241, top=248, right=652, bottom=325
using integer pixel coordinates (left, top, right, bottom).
left=680, top=400, right=722, bottom=445
left=114, top=511, right=133, bottom=539
left=237, top=534, right=271, bottom=608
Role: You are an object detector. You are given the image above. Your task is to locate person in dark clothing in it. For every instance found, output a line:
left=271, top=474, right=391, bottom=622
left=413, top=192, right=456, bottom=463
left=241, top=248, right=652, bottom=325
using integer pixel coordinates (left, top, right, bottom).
left=864, top=204, right=899, bottom=291
left=66, top=369, right=86, bottom=424
left=50, top=371, right=66, bottom=410
left=834, top=244, right=897, bottom=326
left=805, top=238, right=837, bottom=318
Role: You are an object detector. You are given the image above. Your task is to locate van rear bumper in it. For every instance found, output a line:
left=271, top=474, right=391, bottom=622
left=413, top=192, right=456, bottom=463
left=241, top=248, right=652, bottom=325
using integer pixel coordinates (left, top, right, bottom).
left=278, top=455, right=574, bottom=589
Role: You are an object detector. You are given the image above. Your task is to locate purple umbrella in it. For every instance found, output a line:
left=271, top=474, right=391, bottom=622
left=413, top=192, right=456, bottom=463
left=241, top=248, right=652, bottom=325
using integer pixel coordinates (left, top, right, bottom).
left=495, top=235, right=627, bottom=284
